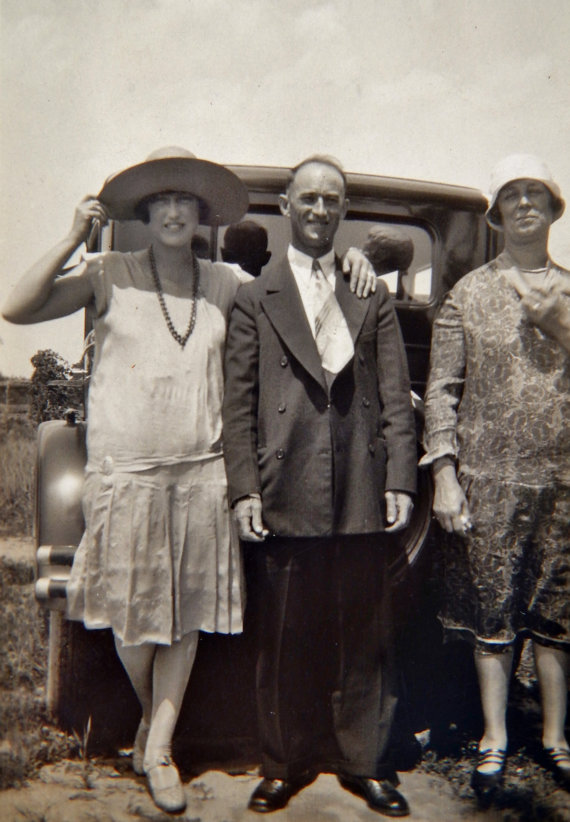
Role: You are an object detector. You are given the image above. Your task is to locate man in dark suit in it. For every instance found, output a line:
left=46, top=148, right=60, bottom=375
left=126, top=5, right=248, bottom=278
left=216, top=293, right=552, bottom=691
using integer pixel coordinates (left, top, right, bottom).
left=223, top=155, right=417, bottom=817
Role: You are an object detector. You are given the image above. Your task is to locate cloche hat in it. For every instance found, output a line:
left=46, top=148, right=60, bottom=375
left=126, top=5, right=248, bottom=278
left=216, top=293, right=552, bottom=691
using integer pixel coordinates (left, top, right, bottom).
left=486, top=153, right=565, bottom=229
left=98, top=146, right=249, bottom=226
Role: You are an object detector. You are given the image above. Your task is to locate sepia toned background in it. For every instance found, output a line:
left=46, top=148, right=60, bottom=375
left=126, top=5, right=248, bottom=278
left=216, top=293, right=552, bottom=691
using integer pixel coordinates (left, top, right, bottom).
left=1, top=0, right=569, bottom=377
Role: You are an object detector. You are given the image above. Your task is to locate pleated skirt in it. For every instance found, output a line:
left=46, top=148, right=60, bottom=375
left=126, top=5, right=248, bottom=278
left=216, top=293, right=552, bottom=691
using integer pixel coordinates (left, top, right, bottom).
left=66, top=456, right=244, bottom=646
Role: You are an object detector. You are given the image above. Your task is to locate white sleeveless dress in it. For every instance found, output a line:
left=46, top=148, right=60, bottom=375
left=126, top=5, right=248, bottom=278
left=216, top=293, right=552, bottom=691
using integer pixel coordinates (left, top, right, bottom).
left=66, top=250, right=246, bottom=646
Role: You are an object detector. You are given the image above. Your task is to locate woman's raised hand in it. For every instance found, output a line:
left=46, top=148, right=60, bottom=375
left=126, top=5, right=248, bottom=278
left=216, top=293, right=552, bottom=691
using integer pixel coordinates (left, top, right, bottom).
left=2, top=196, right=105, bottom=324
left=70, top=196, right=109, bottom=244
left=521, top=286, right=570, bottom=354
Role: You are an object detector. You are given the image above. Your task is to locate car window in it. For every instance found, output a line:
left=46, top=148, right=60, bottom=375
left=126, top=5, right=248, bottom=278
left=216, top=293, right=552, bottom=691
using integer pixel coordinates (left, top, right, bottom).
left=217, top=214, right=433, bottom=303
left=111, top=213, right=433, bottom=304
left=337, top=220, right=432, bottom=303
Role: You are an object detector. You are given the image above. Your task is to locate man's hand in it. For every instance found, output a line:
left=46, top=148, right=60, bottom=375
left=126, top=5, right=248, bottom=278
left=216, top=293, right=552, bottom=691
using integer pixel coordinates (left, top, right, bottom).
left=385, top=491, right=414, bottom=532
left=343, top=247, right=377, bottom=298
left=432, top=459, right=472, bottom=535
left=521, top=286, right=570, bottom=354
left=233, top=494, right=269, bottom=542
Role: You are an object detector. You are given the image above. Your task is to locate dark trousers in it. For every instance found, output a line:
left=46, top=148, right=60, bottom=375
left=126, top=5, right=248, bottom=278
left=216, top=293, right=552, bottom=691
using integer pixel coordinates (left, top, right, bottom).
left=251, top=534, right=398, bottom=780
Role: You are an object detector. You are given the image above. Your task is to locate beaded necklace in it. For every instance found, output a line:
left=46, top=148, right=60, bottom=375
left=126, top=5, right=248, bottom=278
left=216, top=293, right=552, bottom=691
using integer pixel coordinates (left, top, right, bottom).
left=148, top=245, right=200, bottom=348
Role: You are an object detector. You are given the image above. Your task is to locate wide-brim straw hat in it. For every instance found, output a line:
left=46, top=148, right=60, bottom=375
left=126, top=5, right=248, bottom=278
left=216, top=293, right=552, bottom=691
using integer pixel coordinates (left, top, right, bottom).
left=98, top=146, right=249, bottom=225
left=486, top=153, right=565, bottom=229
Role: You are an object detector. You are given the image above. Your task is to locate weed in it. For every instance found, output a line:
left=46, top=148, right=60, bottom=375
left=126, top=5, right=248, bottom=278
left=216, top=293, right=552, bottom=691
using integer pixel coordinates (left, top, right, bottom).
left=71, top=716, right=95, bottom=789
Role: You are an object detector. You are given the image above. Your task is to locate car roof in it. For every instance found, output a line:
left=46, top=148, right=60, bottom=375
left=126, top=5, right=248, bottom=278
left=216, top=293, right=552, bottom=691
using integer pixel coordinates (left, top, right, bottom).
left=227, top=165, right=487, bottom=212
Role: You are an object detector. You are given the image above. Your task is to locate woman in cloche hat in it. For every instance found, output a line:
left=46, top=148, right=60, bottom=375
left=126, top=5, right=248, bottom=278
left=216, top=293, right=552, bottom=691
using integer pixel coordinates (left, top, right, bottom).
left=420, top=154, right=570, bottom=801
left=2, top=146, right=375, bottom=814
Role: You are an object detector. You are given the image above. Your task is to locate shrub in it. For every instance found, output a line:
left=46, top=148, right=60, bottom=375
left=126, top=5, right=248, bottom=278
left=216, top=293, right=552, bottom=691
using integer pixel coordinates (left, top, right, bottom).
left=29, top=349, right=84, bottom=426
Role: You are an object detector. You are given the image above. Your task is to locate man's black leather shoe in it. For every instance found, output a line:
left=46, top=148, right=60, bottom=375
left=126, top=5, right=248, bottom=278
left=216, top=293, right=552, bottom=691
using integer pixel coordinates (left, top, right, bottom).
left=338, top=775, right=410, bottom=817
left=248, top=778, right=304, bottom=813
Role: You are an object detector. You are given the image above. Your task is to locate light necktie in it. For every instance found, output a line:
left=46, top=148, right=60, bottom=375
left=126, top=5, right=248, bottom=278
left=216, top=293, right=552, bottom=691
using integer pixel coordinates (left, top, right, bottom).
left=311, top=259, right=354, bottom=387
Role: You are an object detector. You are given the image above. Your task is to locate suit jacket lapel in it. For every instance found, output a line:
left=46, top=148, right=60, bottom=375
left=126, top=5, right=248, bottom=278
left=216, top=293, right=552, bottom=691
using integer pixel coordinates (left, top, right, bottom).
left=334, top=262, right=370, bottom=345
left=260, top=259, right=327, bottom=391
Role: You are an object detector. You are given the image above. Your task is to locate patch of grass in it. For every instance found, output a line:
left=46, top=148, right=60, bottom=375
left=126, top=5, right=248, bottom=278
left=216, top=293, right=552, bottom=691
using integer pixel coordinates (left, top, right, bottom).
left=0, top=558, right=46, bottom=692
left=0, top=556, right=77, bottom=789
left=0, top=414, right=35, bottom=537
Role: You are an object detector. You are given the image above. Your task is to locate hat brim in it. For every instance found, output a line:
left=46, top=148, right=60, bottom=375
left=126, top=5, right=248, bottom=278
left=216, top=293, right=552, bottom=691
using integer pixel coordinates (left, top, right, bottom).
left=98, top=157, right=249, bottom=226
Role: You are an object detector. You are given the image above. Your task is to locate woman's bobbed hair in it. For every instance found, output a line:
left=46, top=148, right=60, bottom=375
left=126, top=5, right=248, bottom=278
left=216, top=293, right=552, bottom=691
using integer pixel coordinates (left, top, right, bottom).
left=134, top=191, right=209, bottom=225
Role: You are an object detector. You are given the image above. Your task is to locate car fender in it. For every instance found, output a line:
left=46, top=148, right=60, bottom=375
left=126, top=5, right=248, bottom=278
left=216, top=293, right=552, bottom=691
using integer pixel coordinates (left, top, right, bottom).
left=35, top=417, right=86, bottom=608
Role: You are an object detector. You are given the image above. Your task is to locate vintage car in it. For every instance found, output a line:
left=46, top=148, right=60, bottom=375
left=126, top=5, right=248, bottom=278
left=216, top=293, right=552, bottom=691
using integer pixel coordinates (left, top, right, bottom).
left=34, top=165, right=498, bottom=762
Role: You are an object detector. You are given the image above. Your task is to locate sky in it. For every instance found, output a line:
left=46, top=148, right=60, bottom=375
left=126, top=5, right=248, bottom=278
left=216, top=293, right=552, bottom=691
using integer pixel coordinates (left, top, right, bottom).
left=1, top=0, right=569, bottom=377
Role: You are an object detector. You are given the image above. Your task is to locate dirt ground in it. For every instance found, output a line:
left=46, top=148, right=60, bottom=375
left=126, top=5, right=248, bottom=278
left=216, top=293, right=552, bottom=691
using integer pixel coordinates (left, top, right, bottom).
left=1, top=536, right=569, bottom=822
left=0, top=759, right=520, bottom=822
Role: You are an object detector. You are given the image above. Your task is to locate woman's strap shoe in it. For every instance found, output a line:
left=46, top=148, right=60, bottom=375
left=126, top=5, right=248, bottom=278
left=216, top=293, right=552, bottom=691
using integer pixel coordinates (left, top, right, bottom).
left=145, top=755, right=187, bottom=814
left=543, top=747, right=570, bottom=790
left=471, top=748, right=507, bottom=793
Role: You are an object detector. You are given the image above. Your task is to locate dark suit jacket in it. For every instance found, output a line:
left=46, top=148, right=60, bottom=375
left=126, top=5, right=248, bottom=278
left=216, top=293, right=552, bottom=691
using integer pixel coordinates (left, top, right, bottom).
left=222, top=256, right=417, bottom=538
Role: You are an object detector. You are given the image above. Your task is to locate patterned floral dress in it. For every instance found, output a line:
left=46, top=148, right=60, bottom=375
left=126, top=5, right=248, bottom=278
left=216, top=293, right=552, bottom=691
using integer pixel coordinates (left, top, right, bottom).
left=66, top=251, right=248, bottom=646
left=420, top=252, right=570, bottom=651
